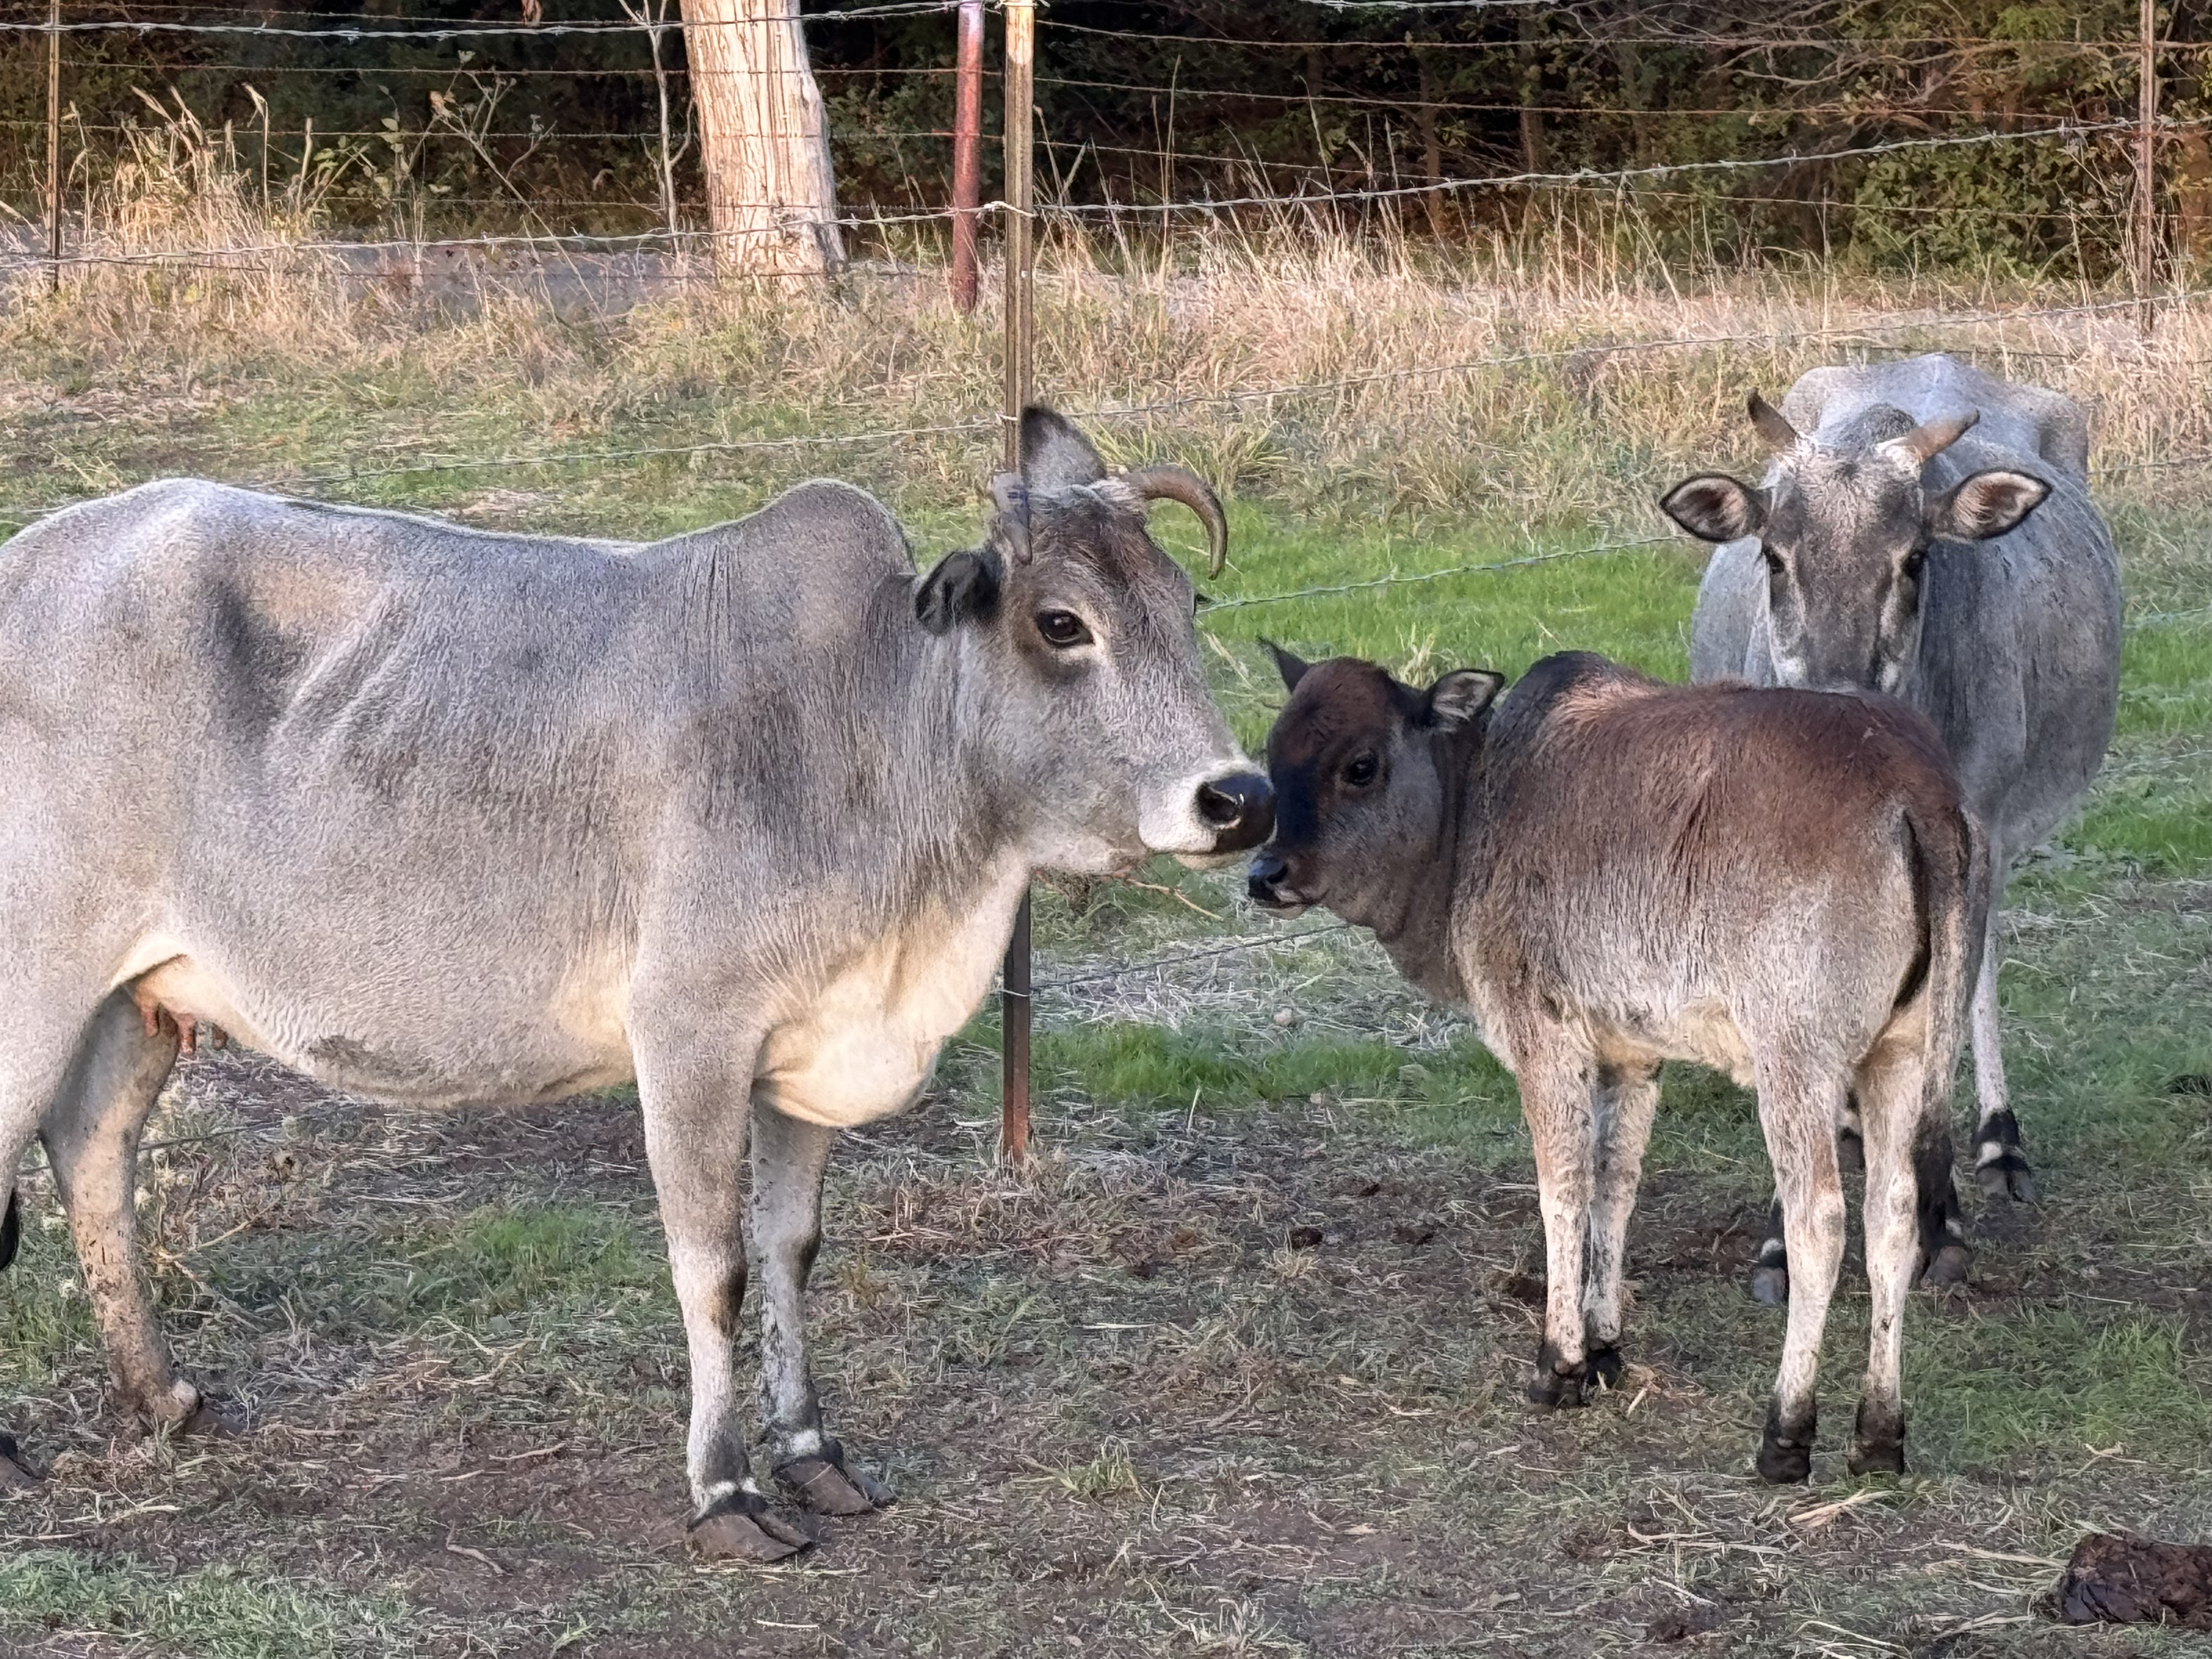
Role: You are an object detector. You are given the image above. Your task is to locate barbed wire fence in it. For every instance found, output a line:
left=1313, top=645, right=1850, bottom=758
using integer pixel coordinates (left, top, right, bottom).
left=1, top=0, right=2207, bottom=1166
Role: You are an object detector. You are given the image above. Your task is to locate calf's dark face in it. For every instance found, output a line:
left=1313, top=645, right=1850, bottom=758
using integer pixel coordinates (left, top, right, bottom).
left=1662, top=399, right=2049, bottom=696
left=1248, top=648, right=1502, bottom=927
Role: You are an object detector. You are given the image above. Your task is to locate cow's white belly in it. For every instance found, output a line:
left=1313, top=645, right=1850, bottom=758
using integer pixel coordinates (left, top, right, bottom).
left=755, top=862, right=1029, bottom=1130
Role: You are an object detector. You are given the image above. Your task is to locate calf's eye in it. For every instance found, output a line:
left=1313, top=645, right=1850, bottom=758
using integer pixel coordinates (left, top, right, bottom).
left=1343, top=755, right=1379, bottom=787
left=1037, top=610, right=1092, bottom=648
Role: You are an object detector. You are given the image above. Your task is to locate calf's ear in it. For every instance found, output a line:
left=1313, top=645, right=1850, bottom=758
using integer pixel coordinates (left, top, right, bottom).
left=915, top=548, right=1001, bottom=634
left=1262, top=639, right=1312, bottom=692
left=1422, top=669, right=1505, bottom=730
left=1928, top=469, right=2049, bottom=543
left=1660, top=474, right=1767, bottom=543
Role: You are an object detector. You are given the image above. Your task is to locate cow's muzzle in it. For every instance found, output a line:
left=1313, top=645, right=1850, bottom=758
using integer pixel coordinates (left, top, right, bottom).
left=1194, top=770, right=1274, bottom=854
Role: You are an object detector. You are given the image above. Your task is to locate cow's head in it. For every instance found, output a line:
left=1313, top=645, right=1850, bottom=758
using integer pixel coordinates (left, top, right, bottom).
left=1247, top=645, right=1502, bottom=925
left=1660, top=393, right=2050, bottom=695
left=915, top=407, right=1272, bottom=873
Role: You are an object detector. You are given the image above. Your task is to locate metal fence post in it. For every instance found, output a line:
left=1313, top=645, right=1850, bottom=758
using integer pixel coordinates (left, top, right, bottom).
left=997, top=0, right=1036, bottom=1167
left=950, top=0, right=983, bottom=313
left=2137, top=0, right=2159, bottom=338
left=47, top=0, right=63, bottom=295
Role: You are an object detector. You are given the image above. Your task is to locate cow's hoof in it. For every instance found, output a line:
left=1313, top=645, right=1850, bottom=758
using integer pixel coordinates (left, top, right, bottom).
left=1848, top=1437, right=1905, bottom=1476
left=686, top=1505, right=813, bottom=1563
left=0, top=1431, right=40, bottom=1492
left=1749, top=1265, right=1790, bottom=1307
left=1921, top=1241, right=1972, bottom=1287
left=1526, top=1342, right=1591, bottom=1409
left=1976, top=1158, right=2037, bottom=1204
left=1585, top=1344, right=1624, bottom=1391
left=1758, top=1403, right=1814, bottom=1484
left=775, top=1446, right=893, bottom=1516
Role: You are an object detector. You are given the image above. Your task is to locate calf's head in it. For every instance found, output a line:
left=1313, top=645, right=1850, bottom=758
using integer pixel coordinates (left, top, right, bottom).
left=914, top=407, right=1271, bottom=873
left=1660, top=393, right=2050, bottom=695
left=1248, top=647, right=1503, bottom=926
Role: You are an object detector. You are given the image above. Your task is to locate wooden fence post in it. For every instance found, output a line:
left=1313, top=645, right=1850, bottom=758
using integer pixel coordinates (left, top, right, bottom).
left=998, top=0, right=1036, bottom=1167
left=950, top=0, right=983, bottom=313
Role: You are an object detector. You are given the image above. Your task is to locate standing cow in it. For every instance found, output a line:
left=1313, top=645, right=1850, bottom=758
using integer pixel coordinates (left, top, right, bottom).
left=1248, top=648, right=1985, bottom=1480
left=1662, top=354, right=2121, bottom=1298
left=0, top=409, right=1273, bottom=1559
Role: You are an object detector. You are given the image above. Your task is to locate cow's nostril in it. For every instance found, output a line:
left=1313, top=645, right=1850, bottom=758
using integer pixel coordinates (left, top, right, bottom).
left=1195, top=772, right=1275, bottom=849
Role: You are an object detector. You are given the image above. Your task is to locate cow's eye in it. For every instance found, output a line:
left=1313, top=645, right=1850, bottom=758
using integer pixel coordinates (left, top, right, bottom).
left=1343, top=754, right=1379, bottom=788
left=1903, top=547, right=1928, bottom=580
left=1760, top=546, right=1785, bottom=574
left=1037, top=610, right=1092, bottom=648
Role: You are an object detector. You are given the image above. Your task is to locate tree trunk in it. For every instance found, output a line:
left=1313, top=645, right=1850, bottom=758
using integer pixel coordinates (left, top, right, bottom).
left=680, top=0, right=844, bottom=274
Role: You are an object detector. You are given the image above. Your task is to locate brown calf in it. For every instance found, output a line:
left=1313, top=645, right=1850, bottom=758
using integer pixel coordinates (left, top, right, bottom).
left=1249, top=649, right=1985, bottom=1480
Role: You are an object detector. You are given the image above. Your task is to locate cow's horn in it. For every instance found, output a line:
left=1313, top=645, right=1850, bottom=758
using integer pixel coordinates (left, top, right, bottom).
left=989, top=471, right=1033, bottom=565
left=1124, top=464, right=1229, bottom=577
left=1747, top=392, right=1802, bottom=453
left=1895, top=408, right=1980, bottom=464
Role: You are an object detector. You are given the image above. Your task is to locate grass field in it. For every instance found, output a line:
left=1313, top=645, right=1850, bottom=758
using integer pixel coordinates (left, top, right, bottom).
left=4, top=240, right=2212, bottom=1656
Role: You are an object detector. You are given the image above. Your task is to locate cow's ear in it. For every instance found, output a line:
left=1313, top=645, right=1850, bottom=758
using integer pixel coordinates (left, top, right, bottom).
left=1019, top=407, right=1109, bottom=488
left=915, top=548, right=1001, bottom=634
left=1421, top=669, right=1505, bottom=731
left=1262, top=638, right=1312, bottom=692
left=1928, top=469, right=2049, bottom=543
left=1660, top=474, right=1767, bottom=543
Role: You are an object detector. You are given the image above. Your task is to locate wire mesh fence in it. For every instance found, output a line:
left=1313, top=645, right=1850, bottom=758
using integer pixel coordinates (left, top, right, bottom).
left=2, top=0, right=2207, bottom=1156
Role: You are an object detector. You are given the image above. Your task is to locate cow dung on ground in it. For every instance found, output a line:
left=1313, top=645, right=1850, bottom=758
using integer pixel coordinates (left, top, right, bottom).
left=2049, top=1533, right=2212, bottom=1629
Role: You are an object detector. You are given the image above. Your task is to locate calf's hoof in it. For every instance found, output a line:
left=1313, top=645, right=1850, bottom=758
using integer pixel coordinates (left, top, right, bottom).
left=1848, top=1437, right=1905, bottom=1476
left=1748, top=1265, right=1789, bottom=1307
left=1526, top=1341, right=1606, bottom=1409
left=775, top=1440, right=894, bottom=1517
left=1757, top=1404, right=1814, bottom=1484
left=686, top=1494, right=813, bottom=1563
left=0, top=1431, right=40, bottom=1492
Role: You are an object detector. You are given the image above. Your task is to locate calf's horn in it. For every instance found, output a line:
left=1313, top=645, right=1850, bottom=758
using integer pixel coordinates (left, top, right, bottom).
left=989, top=471, right=1034, bottom=565
left=1894, top=408, right=1980, bottom=465
left=1124, top=463, right=1229, bottom=577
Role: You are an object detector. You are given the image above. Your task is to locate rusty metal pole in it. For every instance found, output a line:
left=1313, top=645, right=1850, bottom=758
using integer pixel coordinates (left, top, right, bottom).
left=46, top=0, right=63, bottom=295
left=997, top=0, right=1036, bottom=1167
left=2137, top=0, right=2159, bottom=338
left=949, top=0, right=983, bottom=313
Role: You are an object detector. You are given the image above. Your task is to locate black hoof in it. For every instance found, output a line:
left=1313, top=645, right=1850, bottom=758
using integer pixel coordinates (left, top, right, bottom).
left=1850, top=1398, right=1905, bottom=1475
left=1585, top=1344, right=1625, bottom=1391
left=1976, top=1155, right=2036, bottom=1203
left=1749, top=1265, right=1790, bottom=1307
left=1921, top=1241, right=1971, bottom=1287
left=686, top=1491, right=814, bottom=1562
left=1758, top=1402, right=1814, bottom=1484
left=1848, top=1438, right=1905, bottom=1476
left=775, top=1439, right=894, bottom=1517
left=0, top=1430, right=40, bottom=1492
left=1525, top=1341, right=1590, bottom=1410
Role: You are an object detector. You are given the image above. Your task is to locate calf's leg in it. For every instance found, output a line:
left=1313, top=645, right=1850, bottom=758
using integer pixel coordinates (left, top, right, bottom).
left=1969, top=905, right=2034, bottom=1202
left=1517, top=1033, right=1602, bottom=1409
left=42, top=991, right=216, bottom=1434
left=1580, top=1058, right=1660, bottom=1387
left=1756, top=1062, right=1847, bottom=1483
left=637, top=1041, right=811, bottom=1562
left=751, top=1101, right=891, bottom=1516
left=1849, top=1036, right=1925, bottom=1475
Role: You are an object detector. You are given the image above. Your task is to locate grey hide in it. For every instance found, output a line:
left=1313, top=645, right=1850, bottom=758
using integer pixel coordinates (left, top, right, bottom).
left=1669, top=353, right=2120, bottom=1280
left=1250, top=649, right=1987, bottom=1481
left=0, top=407, right=1273, bottom=1560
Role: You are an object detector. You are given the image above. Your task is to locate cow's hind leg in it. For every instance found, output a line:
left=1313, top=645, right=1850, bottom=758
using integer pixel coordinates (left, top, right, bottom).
left=1580, top=1058, right=1660, bottom=1390
left=1970, top=907, right=2034, bottom=1202
left=637, top=1043, right=811, bottom=1562
left=41, top=990, right=218, bottom=1435
left=751, top=1102, right=891, bottom=1517
left=1754, top=1062, right=1848, bottom=1483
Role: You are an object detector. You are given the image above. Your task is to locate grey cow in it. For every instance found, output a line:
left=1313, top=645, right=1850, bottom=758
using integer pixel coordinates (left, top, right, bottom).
left=0, top=409, right=1273, bottom=1559
left=1662, top=354, right=2121, bottom=1295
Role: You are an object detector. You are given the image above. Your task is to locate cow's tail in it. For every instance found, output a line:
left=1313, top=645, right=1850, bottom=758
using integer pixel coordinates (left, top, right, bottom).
left=1903, top=795, right=1988, bottom=1285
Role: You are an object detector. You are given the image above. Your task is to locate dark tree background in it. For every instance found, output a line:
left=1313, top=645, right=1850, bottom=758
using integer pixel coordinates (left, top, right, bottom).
left=4, top=0, right=2209, bottom=272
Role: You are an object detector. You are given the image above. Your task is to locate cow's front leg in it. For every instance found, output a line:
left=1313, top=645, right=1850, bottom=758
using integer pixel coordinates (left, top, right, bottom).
left=752, top=1102, right=892, bottom=1516
left=637, top=1047, right=811, bottom=1562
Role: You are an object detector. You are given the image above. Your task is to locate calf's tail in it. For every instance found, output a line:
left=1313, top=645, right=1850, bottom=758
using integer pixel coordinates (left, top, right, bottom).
left=1904, top=798, right=1989, bottom=1283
